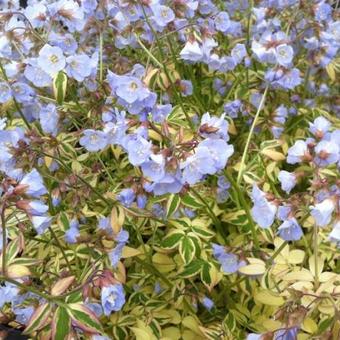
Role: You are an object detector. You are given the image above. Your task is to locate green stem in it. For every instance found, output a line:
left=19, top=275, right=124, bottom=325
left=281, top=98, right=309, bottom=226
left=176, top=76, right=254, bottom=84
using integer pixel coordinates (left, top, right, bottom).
left=1, top=204, right=7, bottom=275
left=314, top=225, right=319, bottom=289
left=190, top=187, right=224, bottom=239
left=99, top=32, right=104, bottom=83
left=48, top=227, right=75, bottom=276
left=269, top=241, right=288, bottom=263
left=225, top=172, right=260, bottom=251
left=237, top=86, right=269, bottom=184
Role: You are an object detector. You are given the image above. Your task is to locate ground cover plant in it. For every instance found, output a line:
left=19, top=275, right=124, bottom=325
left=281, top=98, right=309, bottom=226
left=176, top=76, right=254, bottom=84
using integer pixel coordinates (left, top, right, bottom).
left=0, top=0, right=339, bottom=339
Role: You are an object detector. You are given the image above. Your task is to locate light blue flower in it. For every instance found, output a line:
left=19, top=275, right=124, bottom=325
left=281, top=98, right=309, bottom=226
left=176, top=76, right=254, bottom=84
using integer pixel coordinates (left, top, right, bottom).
left=278, top=170, right=296, bottom=194
left=18, top=169, right=47, bottom=198
left=117, top=188, right=135, bottom=207
left=201, top=296, right=214, bottom=311
left=287, top=140, right=309, bottom=164
left=278, top=218, right=303, bottom=241
left=0, top=283, right=18, bottom=308
left=24, top=65, right=52, bottom=87
left=101, top=283, right=125, bottom=315
left=314, top=140, right=339, bottom=167
left=276, top=44, right=294, bottom=67
left=309, top=116, right=330, bottom=137
left=39, top=104, right=59, bottom=136
left=251, top=184, right=277, bottom=229
left=151, top=5, right=175, bottom=27
left=37, top=44, right=66, bottom=76
left=31, top=215, right=51, bottom=234
left=181, top=146, right=216, bottom=185
left=141, top=154, right=166, bottom=183
left=79, top=129, right=107, bottom=152
left=126, top=136, right=152, bottom=166
left=0, top=82, right=12, bottom=103
left=310, top=198, right=335, bottom=227
left=66, top=54, right=92, bottom=81
left=200, top=112, right=229, bottom=141
left=214, top=12, right=230, bottom=33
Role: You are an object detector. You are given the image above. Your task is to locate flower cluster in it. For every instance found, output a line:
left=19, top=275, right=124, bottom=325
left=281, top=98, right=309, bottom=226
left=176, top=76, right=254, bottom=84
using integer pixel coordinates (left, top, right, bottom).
left=0, top=0, right=338, bottom=338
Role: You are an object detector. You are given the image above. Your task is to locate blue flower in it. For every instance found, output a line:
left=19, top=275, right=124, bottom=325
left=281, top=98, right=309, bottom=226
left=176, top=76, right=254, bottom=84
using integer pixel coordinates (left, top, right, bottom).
left=198, top=138, right=234, bottom=170
left=114, top=230, right=129, bottom=243
left=141, top=154, right=166, bottom=183
left=79, top=129, right=107, bottom=152
left=310, top=198, right=335, bottom=227
left=126, top=136, right=152, bottom=166
left=24, top=64, right=52, bottom=87
left=117, top=188, right=135, bottom=207
left=200, top=113, right=229, bottom=141
left=212, top=243, right=243, bottom=273
left=278, top=170, right=296, bottom=194
left=98, top=217, right=112, bottom=235
left=101, top=283, right=125, bottom=315
left=231, top=43, right=247, bottom=64
left=16, top=200, right=49, bottom=216
left=278, top=218, right=303, bottom=241
left=136, top=195, right=147, bottom=209
left=314, top=140, right=339, bottom=167
left=109, top=243, right=125, bottom=267
left=151, top=5, right=175, bottom=28
left=217, top=187, right=230, bottom=203
left=287, top=140, right=309, bottom=164
left=180, top=41, right=203, bottom=62
left=39, top=104, right=59, bottom=136
left=48, top=0, right=85, bottom=32
left=201, top=296, right=214, bottom=311
left=24, top=3, right=47, bottom=28
left=17, top=169, right=47, bottom=198
left=251, top=184, right=277, bottom=229
left=65, top=219, right=80, bottom=244
left=37, top=44, right=66, bottom=76
left=0, top=283, right=18, bottom=308
left=31, top=215, right=52, bottom=234
left=309, top=116, right=330, bottom=137
left=11, top=82, right=34, bottom=103
left=179, top=80, right=193, bottom=96
left=217, top=176, right=230, bottom=190
left=151, top=104, right=172, bottom=123
left=66, top=54, right=92, bottom=81
left=275, top=44, right=294, bottom=67
left=13, top=306, right=34, bottom=325
left=181, top=146, right=215, bottom=185
left=214, top=12, right=230, bottom=33
left=49, top=32, right=78, bottom=55
left=329, top=221, right=340, bottom=247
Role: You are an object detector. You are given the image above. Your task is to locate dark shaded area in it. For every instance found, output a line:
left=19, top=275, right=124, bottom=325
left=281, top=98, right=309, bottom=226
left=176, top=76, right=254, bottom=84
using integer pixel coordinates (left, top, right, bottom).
left=0, top=325, right=28, bottom=340
left=19, top=0, right=27, bottom=8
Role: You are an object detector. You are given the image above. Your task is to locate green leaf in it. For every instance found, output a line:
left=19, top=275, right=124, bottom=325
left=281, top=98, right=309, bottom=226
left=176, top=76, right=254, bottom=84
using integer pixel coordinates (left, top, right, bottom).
left=182, top=194, right=204, bottom=209
left=52, top=307, right=71, bottom=340
left=191, top=226, right=214, bottom=239
left=222, top=210, right=247, bottom=226
left=23, top=303, right=52, bottom=335
left=179, top=236, right=195, bottom=264
left=179, top=260, right=203, bottom=278
left=200, top=262, right=212, bottom=287
left=67, top=303, right=103, bottom=334
left=53, top=71, right=67, bottom=105
left=166, top=194, right=181, bottom=218
left=6, top=237, right=20, bottom=263
left=161, top=230, right=184, bottom=249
